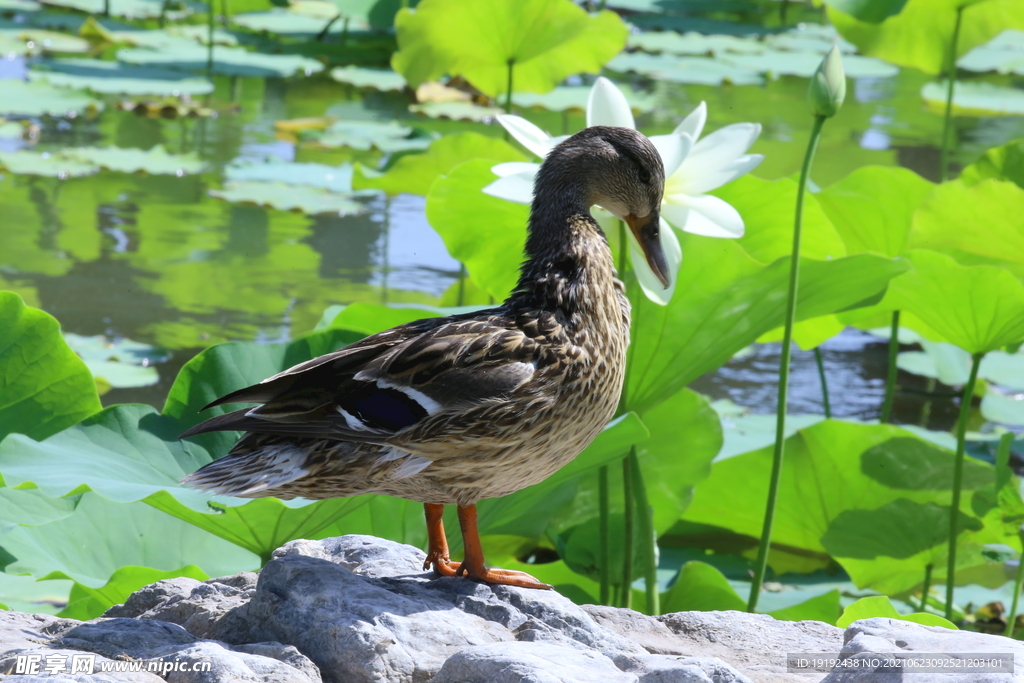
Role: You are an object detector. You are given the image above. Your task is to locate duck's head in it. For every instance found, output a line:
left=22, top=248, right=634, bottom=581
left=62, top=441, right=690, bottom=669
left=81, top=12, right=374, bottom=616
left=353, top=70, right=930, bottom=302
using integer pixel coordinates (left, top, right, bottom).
left=535, top=126, right=669, bottom=288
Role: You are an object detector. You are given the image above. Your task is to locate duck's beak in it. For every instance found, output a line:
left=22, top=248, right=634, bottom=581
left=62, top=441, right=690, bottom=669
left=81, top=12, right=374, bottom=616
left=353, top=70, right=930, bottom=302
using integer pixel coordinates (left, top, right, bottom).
left=625, top=212, right=670, bottom=288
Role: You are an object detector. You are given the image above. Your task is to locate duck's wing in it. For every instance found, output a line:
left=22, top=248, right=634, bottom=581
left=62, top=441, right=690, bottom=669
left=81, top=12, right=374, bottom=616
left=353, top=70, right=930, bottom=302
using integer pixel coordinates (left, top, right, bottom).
left=179, top=312, right=559, bottom=445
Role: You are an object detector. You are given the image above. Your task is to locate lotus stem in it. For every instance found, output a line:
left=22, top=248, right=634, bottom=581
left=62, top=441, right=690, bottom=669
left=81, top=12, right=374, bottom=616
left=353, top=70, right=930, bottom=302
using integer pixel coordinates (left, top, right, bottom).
left=504, top=59, right=515, bottom=115
left=456, top=264, right=467, bottom=306
left=814, top=347, right=831, bottom=418
left=919, top=563, right=933, bottom=611
left=220, top=0, right=229, bottom=26
left=629, top=448, right=659, bottom=615
left=621, top=454, right=634, bottom=609
left=748, top=114, right=827, bottom=613
left=103, top=0, right=108, bottom=15
left=599, top=464, right=610, bottom=604
left=939, top=6, right=964, bottom=182
left=1007, top=554, right=1024, bottom=639
left=206, top=1, right=215, bottom=82
left=158, top=0, right=169, bottom=26
left=340, top=16, right=350, bottom=47
left=316, top=15, right=339, bottom=42
left=881, top=310, right=900, bottom=423
left=945, top=351, right=983, bottom=621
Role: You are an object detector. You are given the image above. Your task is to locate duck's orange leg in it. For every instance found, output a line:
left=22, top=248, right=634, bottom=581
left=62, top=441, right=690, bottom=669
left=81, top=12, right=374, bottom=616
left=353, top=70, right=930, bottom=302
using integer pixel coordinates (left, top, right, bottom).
left=423, top=503, right=458, bottom=577
left=454, top=503, right=552, bottom=590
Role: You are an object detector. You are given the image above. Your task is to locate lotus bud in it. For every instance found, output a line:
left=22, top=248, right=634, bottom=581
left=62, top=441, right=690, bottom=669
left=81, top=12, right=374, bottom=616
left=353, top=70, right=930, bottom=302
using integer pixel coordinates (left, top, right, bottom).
left=808, top=45, right=846, bottom=118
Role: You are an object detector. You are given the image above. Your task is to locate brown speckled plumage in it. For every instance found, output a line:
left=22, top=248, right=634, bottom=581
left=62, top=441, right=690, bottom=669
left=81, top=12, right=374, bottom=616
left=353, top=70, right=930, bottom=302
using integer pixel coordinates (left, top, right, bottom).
left=181, top=127, right=667, bottom=585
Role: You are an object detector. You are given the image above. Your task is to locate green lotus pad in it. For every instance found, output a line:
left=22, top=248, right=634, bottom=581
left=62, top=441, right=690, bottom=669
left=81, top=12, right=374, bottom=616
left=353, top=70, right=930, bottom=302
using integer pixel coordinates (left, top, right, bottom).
left=232, top=9, right=359, bottom=36
left=108, top=26, right=239, bottom=50
left=608, top=52, right=764, bottom=85
left=39, top=0, right=189, bottom=20
left=921, top=81, right=1024, bottom=116
left=628, top=31, right=766, bottom=56
left=408, top=101, right=505, bottom=121
left=29, top=58, right=214, bottom=96
left=959, top=30, right=1024, bottom=75
left=0, top=146, right=205, bottom=178
left=720, top=50, right=899, bottom=79
left=0, top=78, right=103, bottom=116
left=209, top=181, right=368, bottom=215
left=303, top=120, right=436, bottom=153
left=64, top=145, right=205, bottom=174
left=64, top=332, right=168, bottom=390
left=513, top=85, right=656, bottom=114
left=0, top=150, right=100, bottom=178
left=329, top=65, right=407, bottom=92
left=0, top=28, right=91, bottom=55
left=116, top=44, right=324, bottom=78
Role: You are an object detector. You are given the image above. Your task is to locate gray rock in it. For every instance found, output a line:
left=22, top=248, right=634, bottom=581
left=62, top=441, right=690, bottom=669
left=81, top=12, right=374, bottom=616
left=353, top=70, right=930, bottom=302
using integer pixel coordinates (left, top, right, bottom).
left=587, top=604, right=842, bottom=683
left=433, top=641, right=635, bottom=683
left=820, top=617, right=1024, bottom=682
left=11, top=535, right=1024, bottom=683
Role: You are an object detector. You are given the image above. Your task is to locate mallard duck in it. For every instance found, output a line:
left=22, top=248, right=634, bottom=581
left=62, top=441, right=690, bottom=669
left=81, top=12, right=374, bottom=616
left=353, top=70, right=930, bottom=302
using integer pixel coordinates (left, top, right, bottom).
left=181, top=126, right=669, bottom=589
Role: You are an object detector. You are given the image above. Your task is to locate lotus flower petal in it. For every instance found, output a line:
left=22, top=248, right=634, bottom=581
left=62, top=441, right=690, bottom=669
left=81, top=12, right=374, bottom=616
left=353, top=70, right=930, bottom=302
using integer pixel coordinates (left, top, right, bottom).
left=491, top=161, right=541, bottom=177
left=482, top=170, right=535, bottom=204
left=650, top=132, right=692, bottom=178
left=664, top=193, right=744, bottom=238
left=674, top=101, right=707, bottom=142
left=587, top=76, right=635, bottom=129
left=496, top=114, right=556, bottom=158
left=629, top=218, right=681, bottom=305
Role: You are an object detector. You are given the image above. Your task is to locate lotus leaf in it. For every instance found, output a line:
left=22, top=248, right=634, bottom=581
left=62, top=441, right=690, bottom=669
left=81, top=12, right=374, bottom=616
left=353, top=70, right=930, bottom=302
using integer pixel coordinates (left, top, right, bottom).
left=330, top=65, right=407, bottom=91
left=818, top=165, right=935, bottom=258
left=303, top=120, right=436, bottom=153
left=0, top=28, right=90, bottom=54
left=513, top=85, right=656, bottom=114
left=231, top=10, right=356, bottom=36
left=719, top=50, right=899, bottom=79
left=0, top=0, right=40, bottom=9
left=898, top=339, right=972, bottom=386
left=108, top=26, right=238, bottom=49
left=819, top=0, right=908, bottom=23
left=392, top=0, right=627, bottom=97
left=837, top=595, right=957, bottom=628
left=225, top=160, right=359, bottom=193
left=408, top=101, right=505, bottom=121
left=715, top=175, right=847, bottom=265
left=684, top=421, right=997, bottom=592
left=59, top=564, right=209, bottom=619
left=960, top=138, right=1024, bottom=189
left=607, top=52, right=764, bottom=86
left=209, top=181, right=367, bottom=216
left=116, top=45, right=324, bottom=78
left=361, top=132, right=523, bottom=197
left=0, top=78, right=103, bottom=116
left=0, top=487, right=79, bottom=531
left=764, top=25, right=858, bottom=53
left=830, top=0, right=1024, bottom=75
left=626, top=245, right=908, bottom=411
left=884, top=251, right=1024, bottom=354
left=39, top=0, right=188, bottom=19
left=425, top=159, right=528, bottom=300
left=0, top=150, right=99, bottom=178
left=662, top=561, right=746, bottom=612
left=0, top=572, right=70, bottom=614
left=64, top=145, right=205, bottom=174
left=981, top=388, right=1024, bottom=426
left=628, top=31, right=765, bottom=56
left=909, top=179, right=1024, bottom=280
left=64, top=333, right=168, bottom=390
left=0, top=293, right=100, bottom=441
left=1, top=493, right=256, bottom=588
left=959, top=29, right=1024, bottom=75
left=921, top=80, right=1024, bottom=116
left=29, top=58, right=214, bottom=96
left=0, top=328, right=401, bottom=560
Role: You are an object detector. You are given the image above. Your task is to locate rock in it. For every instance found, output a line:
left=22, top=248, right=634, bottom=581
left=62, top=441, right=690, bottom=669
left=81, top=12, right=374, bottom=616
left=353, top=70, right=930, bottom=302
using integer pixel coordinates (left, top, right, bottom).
left=820, top=617, right=1024, bottom=683
left=5, top=535, right=1024, bottom=683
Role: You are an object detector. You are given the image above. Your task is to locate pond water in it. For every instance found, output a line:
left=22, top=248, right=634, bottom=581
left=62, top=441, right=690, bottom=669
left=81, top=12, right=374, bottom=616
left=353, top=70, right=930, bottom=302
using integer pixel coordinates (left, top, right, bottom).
left=3, top=4, right=1023, bottom=429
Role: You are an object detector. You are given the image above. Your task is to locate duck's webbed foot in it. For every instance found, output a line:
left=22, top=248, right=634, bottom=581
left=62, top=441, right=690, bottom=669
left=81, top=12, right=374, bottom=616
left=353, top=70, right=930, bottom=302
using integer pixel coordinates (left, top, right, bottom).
left=455, top=503, right=553, bottom=590
left=423, top=502, right=459, bottom=577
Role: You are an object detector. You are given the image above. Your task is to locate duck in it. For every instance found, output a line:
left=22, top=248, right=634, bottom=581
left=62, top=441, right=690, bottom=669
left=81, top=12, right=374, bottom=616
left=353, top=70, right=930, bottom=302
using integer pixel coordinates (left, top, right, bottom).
left=180, top=126, right=669, bottom=590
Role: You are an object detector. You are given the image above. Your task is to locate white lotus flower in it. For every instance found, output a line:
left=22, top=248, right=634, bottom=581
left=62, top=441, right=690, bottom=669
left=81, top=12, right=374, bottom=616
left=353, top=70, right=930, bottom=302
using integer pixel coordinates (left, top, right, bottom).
left=484, top=76, right=764, bottom=305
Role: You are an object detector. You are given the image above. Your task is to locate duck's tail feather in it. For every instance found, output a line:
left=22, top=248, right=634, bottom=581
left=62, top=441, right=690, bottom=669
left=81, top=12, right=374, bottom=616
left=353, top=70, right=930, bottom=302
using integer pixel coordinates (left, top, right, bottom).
left=180, top=441, right=311, bottom=498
